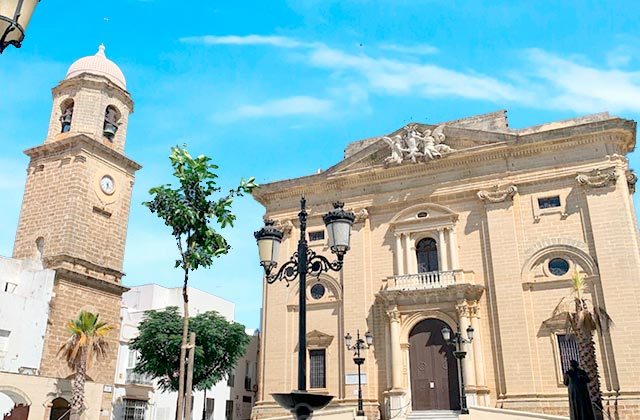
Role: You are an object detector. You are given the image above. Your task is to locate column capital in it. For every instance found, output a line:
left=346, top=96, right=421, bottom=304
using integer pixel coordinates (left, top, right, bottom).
left=387, top=306, right=401, bottom=323
left=456, top=301, right=471, bottom=318
left=477, top=184, right=518, bottom=203
left=469, top=301, right=480, bottom=319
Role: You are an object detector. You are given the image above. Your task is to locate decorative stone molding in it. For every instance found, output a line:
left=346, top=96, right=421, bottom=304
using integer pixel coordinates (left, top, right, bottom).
left=353, top=208, right=369, bottom=223
left=383, top=124, right=454, bottom=166
left=626, top=170, right=637, bottom=193
left=267, top=218, right=293, bottom=236
left=576, top=168, right=618, bottom=188
left=477, top=185, right=518, bottom=203
left=306, top=329, right=334, bottom=348
left=387, top=306, right=401, bottom=323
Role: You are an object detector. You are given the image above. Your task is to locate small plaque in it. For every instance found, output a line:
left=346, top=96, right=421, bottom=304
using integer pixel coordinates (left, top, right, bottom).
left=345, top=373, right=367, bottom=385
left=103, top=384, right=113, bottom=393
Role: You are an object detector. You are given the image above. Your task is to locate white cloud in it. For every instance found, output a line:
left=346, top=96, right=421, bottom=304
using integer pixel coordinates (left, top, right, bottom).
left=184, top=33, right=640, bottom=115
left=180, top=34, right=316, bottom=49
left=524, top=48, right=640, bottom=113
left=379, top=43, right=439, bottom=55
left=214, top=96, right=332, bottom=122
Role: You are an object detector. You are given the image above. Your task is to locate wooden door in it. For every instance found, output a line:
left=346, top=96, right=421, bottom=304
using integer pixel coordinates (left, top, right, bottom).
left=409, top=319, right=460, bottom=411
left=4, top=404, right=29, bottom=420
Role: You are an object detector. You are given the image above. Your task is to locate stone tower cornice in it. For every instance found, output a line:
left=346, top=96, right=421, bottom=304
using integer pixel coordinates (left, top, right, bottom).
left=24, top=133, right=142, bottom=172
left=53, top=73, right=133, bottom=111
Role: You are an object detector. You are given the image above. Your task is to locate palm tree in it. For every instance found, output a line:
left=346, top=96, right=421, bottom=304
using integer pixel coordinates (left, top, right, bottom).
left=552, top=268, right=613, bottom=414
left=58, top=311, right=112, bottom=420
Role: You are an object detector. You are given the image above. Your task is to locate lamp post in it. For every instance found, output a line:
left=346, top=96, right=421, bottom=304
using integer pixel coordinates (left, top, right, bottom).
left=0, top=0, right=41, bottom=53
left=255, top=197, right=355, bottom=419
left=345, top=330, right=373, bottom=417
left=441, top=325, right=474, bottom=415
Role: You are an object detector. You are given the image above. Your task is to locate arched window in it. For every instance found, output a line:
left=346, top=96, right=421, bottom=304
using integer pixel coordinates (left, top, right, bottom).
left=416, top=238, right=439, bottom=273
left=59, top=99, right=74, bottom=133
left=103, top=106, right=120, bottom=140
left=50, top=397, right=70, bottom=420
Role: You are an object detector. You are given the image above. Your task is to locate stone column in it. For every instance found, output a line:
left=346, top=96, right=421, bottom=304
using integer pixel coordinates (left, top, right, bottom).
left=405, top=234, right=417, bottom=274
left=470, top=302, right=487, bottom=405
left=395, top=233, right=405, bottom=275
left=456, top=301, right=476, bottom=389
left=387, top=307, right=403, bottom=390
left=437, top=228, right=448, bottom=271
left=447, top=227, right=459, bottom=270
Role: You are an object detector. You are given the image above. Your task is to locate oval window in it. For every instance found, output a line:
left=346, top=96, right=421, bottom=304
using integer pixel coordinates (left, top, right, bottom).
left=310, top=283, right=326, bottom=300
left=548, top=258, right=570, bottom=276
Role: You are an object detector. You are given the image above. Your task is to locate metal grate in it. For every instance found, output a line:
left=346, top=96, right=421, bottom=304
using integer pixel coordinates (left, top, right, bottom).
left=558, top=334, right=580, bottom=374
left=538, top=196, right=561, bottom=209
left=309, top=349, right=326, bottom=388
left=123, top=399, right=146, bottom=420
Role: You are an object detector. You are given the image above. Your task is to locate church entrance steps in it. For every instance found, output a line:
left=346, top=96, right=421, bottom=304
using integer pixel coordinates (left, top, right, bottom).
left=407, top=410, right=460, bottom=420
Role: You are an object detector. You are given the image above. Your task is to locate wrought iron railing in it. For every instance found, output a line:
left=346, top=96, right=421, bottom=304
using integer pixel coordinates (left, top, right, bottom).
left=386, top=270, right=473, bottom=291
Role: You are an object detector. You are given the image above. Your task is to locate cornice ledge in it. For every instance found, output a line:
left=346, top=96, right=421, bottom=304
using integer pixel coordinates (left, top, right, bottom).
left=576, top=167, right=618, bottom=189
left=477, top=184, right=518, bottom=203
left=25, top=134, right=141, bottom=172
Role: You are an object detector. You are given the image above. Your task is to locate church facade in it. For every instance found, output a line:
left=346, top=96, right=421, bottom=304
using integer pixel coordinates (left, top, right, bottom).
left=251, top=111, right=640, bottom=419
left=0, top=45, right=139, bottom=420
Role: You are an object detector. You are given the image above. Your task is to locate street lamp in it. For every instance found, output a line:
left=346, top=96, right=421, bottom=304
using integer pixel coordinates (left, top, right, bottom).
left=345, top=330, right=373, bottom=417
left=441, top=325, right=474, bottom=414
left=0, top=0, right=41, bottom=53
left=255, top=197, right=355, bottom=419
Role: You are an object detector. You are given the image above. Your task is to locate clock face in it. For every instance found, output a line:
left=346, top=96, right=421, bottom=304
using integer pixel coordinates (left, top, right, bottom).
left=100, top=175, right=115, bottom=195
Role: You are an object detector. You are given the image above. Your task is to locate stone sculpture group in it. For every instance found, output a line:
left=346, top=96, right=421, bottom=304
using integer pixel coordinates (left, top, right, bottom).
left=382, top=124, right=454, bottom=165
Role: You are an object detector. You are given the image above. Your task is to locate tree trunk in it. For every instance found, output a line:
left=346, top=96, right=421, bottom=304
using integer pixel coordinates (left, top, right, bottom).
left=575, top=314, right=603, bottom=414
left=176, top=268, right=190, bottom=420
left=70, top=350, right=86, bottom=420
left=184, top=332, right=196, bottom=420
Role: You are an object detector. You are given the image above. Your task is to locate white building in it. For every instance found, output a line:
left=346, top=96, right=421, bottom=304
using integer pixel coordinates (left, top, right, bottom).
left=0, top=255, right=56, bottom=418
left=113, top=284, right=258, bottom=420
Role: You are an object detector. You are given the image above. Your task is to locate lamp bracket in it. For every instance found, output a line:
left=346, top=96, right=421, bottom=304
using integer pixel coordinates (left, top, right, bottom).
left=265, top=249, right=343, bottom=284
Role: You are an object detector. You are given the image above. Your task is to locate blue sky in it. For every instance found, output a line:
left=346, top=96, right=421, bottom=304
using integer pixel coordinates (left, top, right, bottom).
left=1, top=0, right=639, bottom=329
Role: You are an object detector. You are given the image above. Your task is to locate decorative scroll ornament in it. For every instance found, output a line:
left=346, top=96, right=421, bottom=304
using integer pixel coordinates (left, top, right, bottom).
left=576, top=168, right=618, bottom=188
left=354, top=208, right=369, bottom=223
left=383, top=124, right=454, bottom=166
left=626, top=170, right=637, bottom=194
left=266, top=218, right=294, bottom=237
left=477, top=184, right=518, bottom=203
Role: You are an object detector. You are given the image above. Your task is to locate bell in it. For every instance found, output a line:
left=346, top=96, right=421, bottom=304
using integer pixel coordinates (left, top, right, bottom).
left=103, top=121, right=118, bottom=140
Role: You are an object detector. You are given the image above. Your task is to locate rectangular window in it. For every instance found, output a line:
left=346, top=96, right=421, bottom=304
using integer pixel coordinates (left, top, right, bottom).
left=127, top=349, right=139, bottom=369
left=309, top=349, right=326, bottom=389
left=242, top=396, right=252, bottom=403
left=557, top=334, right=580, bottom=374
left=227, top=368, right=235, bottom=387
left=244, top=360, right=252, bottom=391
left=309, top=230, right=325, bottom=242
left=538, top=196, right=561, bottom=209
left=225, top=400, right=234, bottom=420
left=205, top=398, right=215, bottom=420
left=123, top=399, right=147, bottom=420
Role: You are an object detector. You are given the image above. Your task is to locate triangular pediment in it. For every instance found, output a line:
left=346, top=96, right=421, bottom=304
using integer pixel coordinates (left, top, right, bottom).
left=306, top=329, right=334, bottom=348
left=326, top=116, right=514, bottom=175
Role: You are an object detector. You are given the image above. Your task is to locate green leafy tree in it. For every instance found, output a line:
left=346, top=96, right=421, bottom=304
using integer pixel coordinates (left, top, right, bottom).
left=129, top=307, right=250, bottom=391
left=58, top=311, right=112, bottom=420
left=552, top=269, right=613, bottom=414
left=143, top=145, right=256, bottom=420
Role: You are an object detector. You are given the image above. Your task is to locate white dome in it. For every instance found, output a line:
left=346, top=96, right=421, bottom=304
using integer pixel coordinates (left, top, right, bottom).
left=65, top=44, right=126, bottom=90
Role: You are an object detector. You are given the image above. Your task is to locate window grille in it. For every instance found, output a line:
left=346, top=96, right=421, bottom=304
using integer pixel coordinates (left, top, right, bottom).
left=205, top=398, right=215, bottom=420
left=225, top=400, right=234, bottom=420
left=123, top=399, right=146, bottom=420
left=309, top=230, right=325, bottom=242
left=557, top=334, right=580, bottom=374
left=309, top=349, right=326, bottom=389
left=538, top=196, right=561, bottom=209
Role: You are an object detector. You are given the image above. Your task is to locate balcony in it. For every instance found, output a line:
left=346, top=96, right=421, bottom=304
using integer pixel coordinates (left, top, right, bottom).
left=386, top=270, right=474, bottom=291
left=379, top=269, right=483, bottom=305
left=126, top=368, right=154, bottom=386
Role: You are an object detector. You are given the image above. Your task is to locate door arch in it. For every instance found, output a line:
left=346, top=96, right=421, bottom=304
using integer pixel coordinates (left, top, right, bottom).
left=409, top=318, right=460, bottom=411
left=49, top=398, right=70, bottom=420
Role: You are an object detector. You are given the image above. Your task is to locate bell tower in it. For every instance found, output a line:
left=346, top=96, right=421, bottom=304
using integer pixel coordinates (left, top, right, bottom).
left=12, top=45, right=140, bottom=413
